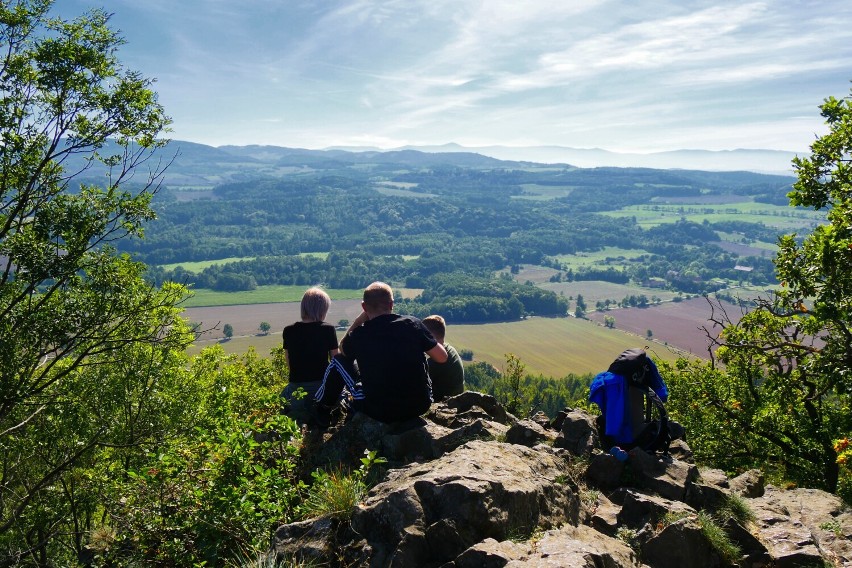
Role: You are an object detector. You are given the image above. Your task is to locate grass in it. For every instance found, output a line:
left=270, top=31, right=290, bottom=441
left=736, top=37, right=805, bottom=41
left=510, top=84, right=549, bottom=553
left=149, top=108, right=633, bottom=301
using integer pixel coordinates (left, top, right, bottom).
left=717, top=493, right=756, bottom=526
left=302, top=469, right=367, bottom=521
left=159, top=256, right=257, bottom=271
left=551, top=247, right=653, bottom=270
left=697, top=511, right=741, bottom=565
left=448, top=317, right=683, bottom=377
left=182, top=285, right=363, bottom=308
left=601, top=201, right=824, bottom=231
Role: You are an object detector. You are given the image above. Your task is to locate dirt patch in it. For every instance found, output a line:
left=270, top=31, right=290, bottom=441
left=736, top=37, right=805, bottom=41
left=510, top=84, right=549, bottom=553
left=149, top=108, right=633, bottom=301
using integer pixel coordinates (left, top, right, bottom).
left=587, top=297, right=743, bottom=357
left=184, top=299, right=364, bottom=341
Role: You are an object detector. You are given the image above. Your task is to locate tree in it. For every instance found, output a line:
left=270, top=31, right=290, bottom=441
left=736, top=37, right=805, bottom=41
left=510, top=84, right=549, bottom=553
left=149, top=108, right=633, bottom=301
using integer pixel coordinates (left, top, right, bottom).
left=604, top=315, right=615, bottom=328
left=259, top=321, right=271, bottom=335
left=223, top=323, right=234, bottom=339
left=0, top=1, right=184, bottom=561
left=574, top=293, right=586, bottom=319
left=665, top=86, right=852, bottom=496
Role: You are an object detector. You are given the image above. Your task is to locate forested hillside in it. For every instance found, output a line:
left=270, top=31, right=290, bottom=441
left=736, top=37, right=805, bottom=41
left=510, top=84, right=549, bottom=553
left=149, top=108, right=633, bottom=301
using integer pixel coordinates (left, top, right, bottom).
left=132, top=150, right=803, bottom=322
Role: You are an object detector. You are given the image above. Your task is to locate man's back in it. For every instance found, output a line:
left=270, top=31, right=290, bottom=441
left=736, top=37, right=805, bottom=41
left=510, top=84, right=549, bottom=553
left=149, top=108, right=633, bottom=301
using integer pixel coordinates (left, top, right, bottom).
left=343, top=313, right=436, bottom=422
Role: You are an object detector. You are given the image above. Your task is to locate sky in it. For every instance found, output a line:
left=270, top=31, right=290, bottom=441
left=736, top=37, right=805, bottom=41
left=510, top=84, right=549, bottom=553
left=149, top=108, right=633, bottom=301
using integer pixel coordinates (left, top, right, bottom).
left=57, top=0, right=852, bottom=154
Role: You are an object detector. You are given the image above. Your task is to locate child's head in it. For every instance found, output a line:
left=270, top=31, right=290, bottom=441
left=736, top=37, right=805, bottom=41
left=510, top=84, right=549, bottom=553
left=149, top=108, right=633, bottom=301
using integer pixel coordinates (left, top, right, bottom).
left=301, top=287, right=331, bottom=322
left=422, top=314, right=446, bottom=343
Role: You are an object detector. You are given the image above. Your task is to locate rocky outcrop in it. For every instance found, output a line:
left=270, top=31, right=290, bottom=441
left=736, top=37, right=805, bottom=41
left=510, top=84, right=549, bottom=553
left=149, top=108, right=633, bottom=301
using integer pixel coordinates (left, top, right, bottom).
left=272, top=394, right=852, bottom=567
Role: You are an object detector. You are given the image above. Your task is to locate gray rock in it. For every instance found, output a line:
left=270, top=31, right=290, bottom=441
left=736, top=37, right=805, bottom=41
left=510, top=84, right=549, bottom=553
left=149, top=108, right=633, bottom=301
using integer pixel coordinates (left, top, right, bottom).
left=453, top=538, right=527, bottom=567
left=554, top=409, right=600, bottom=457
left=728, top=469, right=764, bottom=498
left=617, top=489, right=696, bottom=531
left=441, top=391, right=512, bottom=424
left=627, top=447, right=698, bottom=501
left=351, top=440, right=579, bottom=566
left=586, top=451, right=626, bottom=490
left=750, top=486, right=852, bottom=567
left=642, top=518, right=719, bottom=568
left=505, top=419, right=557, bottom=447
left=504, top=524, right=642, bottom=567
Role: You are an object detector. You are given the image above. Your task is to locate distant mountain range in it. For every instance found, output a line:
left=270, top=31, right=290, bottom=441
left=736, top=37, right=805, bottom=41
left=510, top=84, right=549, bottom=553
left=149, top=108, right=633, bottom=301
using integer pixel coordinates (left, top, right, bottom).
left=328, top=142, right=800, bottom=176
left=68, top=140, right=799, bottom=189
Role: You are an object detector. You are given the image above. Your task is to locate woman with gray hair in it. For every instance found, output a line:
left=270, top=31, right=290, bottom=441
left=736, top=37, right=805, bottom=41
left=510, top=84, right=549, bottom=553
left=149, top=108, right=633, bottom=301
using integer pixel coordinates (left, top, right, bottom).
left=281, top=287, right=339, bottom=426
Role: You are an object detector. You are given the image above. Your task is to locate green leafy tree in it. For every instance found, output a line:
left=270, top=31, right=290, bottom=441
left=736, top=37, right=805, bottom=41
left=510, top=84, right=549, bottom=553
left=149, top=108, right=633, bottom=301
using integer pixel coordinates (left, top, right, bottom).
left=0, top=1, right=184, bottom=562
left=665, top=86, right=852, bottom=495
left=223, top=323, right=234, bottom=339
left=259, top=320, right=271, bottom=334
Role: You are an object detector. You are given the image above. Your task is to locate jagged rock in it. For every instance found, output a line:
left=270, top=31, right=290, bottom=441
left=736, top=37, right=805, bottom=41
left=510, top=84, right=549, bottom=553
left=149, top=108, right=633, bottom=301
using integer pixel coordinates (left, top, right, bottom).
left=529, top=411, right=553, bottom=430
left=590, top=493, right=621, bottom=536
left=642, top=518, right=720, bottom=568
left=627, top=447, right=698, bottom=501
left=436, top=417, right=509, bottom=453
left=453, top=537, right=527, bottom=567
left=750, top=486, right=852, bottom=567
left=667, top=438, right=694, bottom=463
left=440, top=391, right=513, bottom=424
left=503, top=524, right=643, bottom=567
left=728, top=469, right=764, bottom=498
left=616, top=488, right=696, bottom=532
left=273, top=391, right=849, bottom=568
left=299, top=413, right=451, bottom=475
left=350, top=440, right=579, bottom=566
left=721, top=518, right=771, bottom=567
left=554, top=409, right=600, bottom=457
left=505, top=418, right=556, bottom=447
left=586, top=451, right=626, bottom=490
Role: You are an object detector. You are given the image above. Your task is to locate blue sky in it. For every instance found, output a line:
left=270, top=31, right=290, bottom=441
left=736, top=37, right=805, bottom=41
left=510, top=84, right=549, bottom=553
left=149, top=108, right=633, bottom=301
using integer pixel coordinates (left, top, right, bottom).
left=58, top=1, right=852, bottom=153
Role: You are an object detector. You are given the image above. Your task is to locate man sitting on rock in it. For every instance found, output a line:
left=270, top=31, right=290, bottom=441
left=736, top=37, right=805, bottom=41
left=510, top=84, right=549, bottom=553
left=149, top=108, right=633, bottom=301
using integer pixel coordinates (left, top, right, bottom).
left=314, top=281, right=447, bottom=424
left=422, top=314, right=465, bottom=401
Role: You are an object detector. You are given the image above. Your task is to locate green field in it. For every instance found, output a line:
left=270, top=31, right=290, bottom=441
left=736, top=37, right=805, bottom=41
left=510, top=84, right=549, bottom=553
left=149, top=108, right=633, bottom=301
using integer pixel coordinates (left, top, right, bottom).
left=513, top=184, right=574, bottom=200
left=159, top=256, right=256, bottom=271
left=188, top=314, right=686, bottom=378
left=182, top=285, right=363, bottom=308
left=551, top=247, right=652, bottom=270
left=602, top=201, right=824, bottom=231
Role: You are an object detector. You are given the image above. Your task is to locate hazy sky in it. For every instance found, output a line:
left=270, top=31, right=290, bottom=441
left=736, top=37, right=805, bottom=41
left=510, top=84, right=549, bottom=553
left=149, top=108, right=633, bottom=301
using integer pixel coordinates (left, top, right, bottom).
left=57, top=1, right=852, bottom=153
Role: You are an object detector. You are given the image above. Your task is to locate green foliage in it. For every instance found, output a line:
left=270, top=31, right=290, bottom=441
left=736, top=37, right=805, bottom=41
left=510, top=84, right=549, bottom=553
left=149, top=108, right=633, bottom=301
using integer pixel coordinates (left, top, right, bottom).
left=465, top=358, right=593, bottom=418
left=664, top=86, right=852, bottom=496
left=224, top=322, right=235, bottom=338
left=0, top=1, right=183, bottom=563
left=259, top=320, right=271, bottom=334
left=493, top=354, right=534, bottom=417
left=102, top=347, right=301, bottom=566
left=615, top=527, right=640, bottom=552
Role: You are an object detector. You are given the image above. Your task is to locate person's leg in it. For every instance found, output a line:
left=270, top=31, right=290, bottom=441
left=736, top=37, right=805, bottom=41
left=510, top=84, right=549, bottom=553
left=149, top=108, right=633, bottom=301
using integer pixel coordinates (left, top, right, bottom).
left=314, top=355, right=363, bottom=426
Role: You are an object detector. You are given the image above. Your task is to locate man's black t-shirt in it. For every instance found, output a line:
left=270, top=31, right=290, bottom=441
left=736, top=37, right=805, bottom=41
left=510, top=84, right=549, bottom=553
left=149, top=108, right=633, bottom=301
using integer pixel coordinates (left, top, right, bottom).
left=282, top=321, right=338, bottom=383
left=342, top=313, right=437, bottom=422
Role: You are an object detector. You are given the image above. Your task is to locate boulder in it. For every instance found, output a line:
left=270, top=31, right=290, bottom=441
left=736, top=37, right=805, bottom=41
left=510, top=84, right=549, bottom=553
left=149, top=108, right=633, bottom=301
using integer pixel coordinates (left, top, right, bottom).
left=750, top=486, right=852, bottom=567
left=585, top=451, right=626, bottom=490
left=350, top=440, right=579, bottom=566
left=504, top=524, right=643, bottom=567
left=617, top=488, right=696, bottom=532
left=453, top=538, right=527, bottom=567
left=553, top=409, right=600, bottom=457
left=272, top=391, right=851, bottom=568
left=505, top=418, right=557, bottom=447
left=642, top=518, right=719, bottom=568
left=627, top=447, right=698, bottom=502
